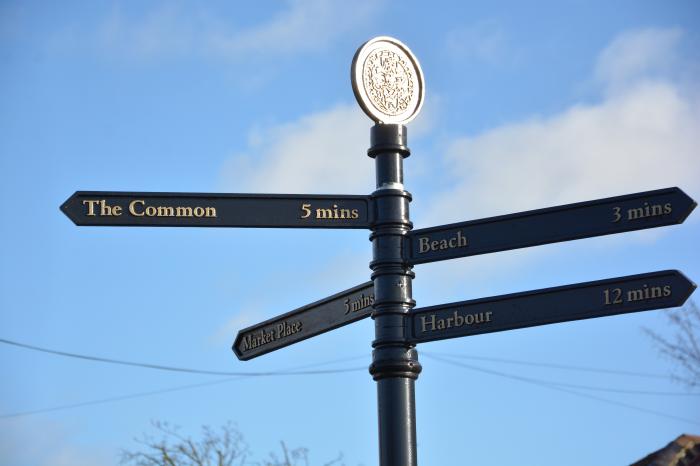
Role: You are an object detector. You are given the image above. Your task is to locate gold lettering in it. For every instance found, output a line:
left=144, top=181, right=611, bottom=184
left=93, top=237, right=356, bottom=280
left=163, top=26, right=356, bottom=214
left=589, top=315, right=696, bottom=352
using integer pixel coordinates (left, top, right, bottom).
left=612, top=206, right=621, bottom=222
left=205, top=206, right=217, bottom=217
left=627, top=289, right=644, bottom=302
left=300, top=203, right=360, bottom=221
left=419, top=237, right=430, bottom=253
left=193, top=206, right=204, bottom=217
left=316, top=208, right=333, bottom=219
left=99, top=200, right=115, bottom=216
left=417, top=231, right=468, bottom=254
left=272, top=320, right=303, bottom=340
left=420, top=314, right=436, bottom=332
left=242, top=328, right=277, bottom=350
left=112, top=205, right=122, bottom=216
left=458, top=231, right=468, bottom=247
left=82, top=200, right=99, bottom=216
left=129, top=200, right=145, bottom=216
left=603, top=288, right=623, bottom=305
left=626, top=202, right=672, bottom=221
left=145, top=206, right=157, bottom=216
left=420, top=310, right=493, bottom=333
left=344, top=293, right=375, bottom=315
left=627, top=207, right=644, bottom=220
left=176, top=206, right=193, bottom=217
left=650, top=286, right=663, bottom=299
left=157, top=206, right=174, bottom=217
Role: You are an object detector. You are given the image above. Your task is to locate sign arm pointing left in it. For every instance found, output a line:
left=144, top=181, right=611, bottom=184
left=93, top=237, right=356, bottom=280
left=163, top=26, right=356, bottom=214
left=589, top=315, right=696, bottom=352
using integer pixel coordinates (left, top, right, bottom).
left=233, top=281, right=375, bottom=360
left=61, top=191, right=374, bottom=228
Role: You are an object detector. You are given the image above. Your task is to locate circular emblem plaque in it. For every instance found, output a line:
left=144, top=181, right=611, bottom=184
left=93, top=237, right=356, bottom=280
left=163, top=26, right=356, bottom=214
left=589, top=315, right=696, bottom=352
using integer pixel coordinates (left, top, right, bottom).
left=351, top=36, right=424, bottom=125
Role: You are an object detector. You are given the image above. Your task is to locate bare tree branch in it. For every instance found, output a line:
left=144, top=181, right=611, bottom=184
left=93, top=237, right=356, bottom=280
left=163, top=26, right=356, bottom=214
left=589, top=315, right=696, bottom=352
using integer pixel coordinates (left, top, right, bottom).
left=644, top=300, right=700, bottom=387
left=121, top=421, right=249, bottom=466
left=121, top=421, right=348, bottom=466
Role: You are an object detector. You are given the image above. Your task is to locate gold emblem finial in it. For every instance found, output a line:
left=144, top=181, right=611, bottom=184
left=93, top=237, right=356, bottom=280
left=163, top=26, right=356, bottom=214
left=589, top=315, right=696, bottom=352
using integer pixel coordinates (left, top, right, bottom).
left=351, top=36, right=424, bottom=125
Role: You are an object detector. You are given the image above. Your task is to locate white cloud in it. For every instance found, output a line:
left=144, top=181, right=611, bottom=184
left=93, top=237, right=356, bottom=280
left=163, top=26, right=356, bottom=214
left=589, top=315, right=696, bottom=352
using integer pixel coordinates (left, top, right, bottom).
left=96, top=1, right=383, bottom=61
left=426, top=27, right=700, bottom=226
left=595, top=27, right=684, bottom=92
left=98, top=3, right=196, bottom=59
left=209, top=249, right=371, bottom=344
left=219, top=104, right=374, bottom=193
left=216, top=27, right=698, bottom=300
left=210, top=309, right=264, bottom=345
left=309, top=249, right=372, bottom=288
left=217, top=88, right=439, bottom=194
left=444, top=20, right=514, bottom=66
left=209, top=0, right=381, bottom=57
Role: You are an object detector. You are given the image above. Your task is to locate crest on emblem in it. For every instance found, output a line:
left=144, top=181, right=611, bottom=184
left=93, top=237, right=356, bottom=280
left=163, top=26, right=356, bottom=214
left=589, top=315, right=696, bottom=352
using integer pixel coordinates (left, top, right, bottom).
left=352, top=36, right=424, bottom=125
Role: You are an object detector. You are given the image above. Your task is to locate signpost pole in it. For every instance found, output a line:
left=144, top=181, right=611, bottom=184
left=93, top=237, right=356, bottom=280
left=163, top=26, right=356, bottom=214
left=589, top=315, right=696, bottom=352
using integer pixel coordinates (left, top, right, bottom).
left=368, top=124, right=421, bottom=466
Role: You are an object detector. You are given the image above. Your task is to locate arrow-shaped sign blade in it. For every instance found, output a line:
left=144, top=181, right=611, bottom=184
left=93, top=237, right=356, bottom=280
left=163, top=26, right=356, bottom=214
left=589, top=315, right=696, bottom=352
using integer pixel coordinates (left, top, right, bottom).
left=409, top=270, right=696, bottom=344
left=61, top=191, right=373, bottom=228
left=407, top=187, right=696, bottom=265
left=233, top=281, right=375, bottom=360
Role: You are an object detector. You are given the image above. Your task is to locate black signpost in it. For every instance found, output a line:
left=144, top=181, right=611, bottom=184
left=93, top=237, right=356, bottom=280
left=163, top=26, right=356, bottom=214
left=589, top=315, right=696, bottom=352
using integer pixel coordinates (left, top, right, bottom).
left=409, top=270, right=695, bottom=344
left=62, top=191, right=372, bottom=228
left=234, top=281, right=374, bottom=360
left=407, top=187, right=696, bottom=265
left=61, top=36, right=697, bottom=466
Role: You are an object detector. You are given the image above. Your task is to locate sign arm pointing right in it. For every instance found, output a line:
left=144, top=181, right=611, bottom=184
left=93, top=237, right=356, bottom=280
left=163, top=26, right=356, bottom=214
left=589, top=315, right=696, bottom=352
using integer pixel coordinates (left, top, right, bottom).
left=407, top=187, right=696, bottom=265
left=409, top=270, right=696, bottom=344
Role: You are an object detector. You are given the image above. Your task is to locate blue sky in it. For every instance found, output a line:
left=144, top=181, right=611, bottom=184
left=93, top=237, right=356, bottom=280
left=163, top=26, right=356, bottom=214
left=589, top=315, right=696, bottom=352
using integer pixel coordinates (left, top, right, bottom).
left=1, top=1, right=699, bottom=465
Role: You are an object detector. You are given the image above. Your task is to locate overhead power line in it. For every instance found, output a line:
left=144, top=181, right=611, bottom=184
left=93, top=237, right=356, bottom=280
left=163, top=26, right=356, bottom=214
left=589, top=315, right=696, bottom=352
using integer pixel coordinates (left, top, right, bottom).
left=421, top=353, right=700, bottom=396
left=0, top=377, right=243, bottom=419
left=0, top=337, right=366, bottom=376
left=0, top=352, right=367, bottom=420
left=421, top=350, right=669, bottom=379
left=4, top=337, right=698, bottom=425
left=424, top=353, right=700, bottom=427
left=6, top=336, right=694, bottom=396
left=0, top=337, right=674, bottom=380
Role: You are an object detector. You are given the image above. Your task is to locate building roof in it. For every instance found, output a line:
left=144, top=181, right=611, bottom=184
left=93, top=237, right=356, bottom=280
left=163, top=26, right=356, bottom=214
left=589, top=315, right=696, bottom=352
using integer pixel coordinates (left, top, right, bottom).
left=631, top=434, right=700, bottom=466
